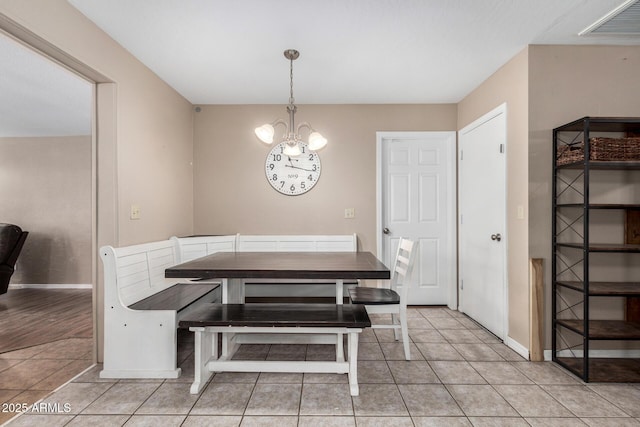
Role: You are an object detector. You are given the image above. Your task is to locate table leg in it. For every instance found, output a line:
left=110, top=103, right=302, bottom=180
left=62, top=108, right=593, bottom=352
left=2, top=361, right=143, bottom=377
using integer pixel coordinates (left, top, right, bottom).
left=336, top=279, right=344, bottom=362
left=190, top=327, right=215, bottom=394
left=347, top=331, right=360, bottom=396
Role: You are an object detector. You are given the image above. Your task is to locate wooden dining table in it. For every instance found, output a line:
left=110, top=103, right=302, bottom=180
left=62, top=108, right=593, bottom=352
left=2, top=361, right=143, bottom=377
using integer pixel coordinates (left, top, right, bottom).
left=165, top=251, right=391, bottom=304
left=166, top=251, right=391, bottom=361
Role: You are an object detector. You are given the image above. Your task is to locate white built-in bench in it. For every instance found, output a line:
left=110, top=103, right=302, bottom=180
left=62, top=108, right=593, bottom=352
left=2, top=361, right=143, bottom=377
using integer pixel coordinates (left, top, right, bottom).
left=100, top=240, right=223, bottom=379
left=100, top=233, right=358, bottom=379
left=179, top=303, right=371, bottom=396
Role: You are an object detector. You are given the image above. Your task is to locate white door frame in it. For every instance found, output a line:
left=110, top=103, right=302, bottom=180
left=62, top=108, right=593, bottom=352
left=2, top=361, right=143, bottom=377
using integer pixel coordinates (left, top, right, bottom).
left=458, top=103, right=508, bottom=340
left=376, top=131, right=457, bottom=309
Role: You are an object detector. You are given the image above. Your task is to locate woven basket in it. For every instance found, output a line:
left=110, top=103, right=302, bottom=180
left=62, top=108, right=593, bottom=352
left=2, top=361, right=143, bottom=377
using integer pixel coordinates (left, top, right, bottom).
left=557, top=137, right=640, bottom=165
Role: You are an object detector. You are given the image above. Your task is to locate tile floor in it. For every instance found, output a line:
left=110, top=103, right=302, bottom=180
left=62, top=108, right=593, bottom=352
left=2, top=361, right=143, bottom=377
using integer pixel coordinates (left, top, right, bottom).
left=4, top=307, right=640, bottom=426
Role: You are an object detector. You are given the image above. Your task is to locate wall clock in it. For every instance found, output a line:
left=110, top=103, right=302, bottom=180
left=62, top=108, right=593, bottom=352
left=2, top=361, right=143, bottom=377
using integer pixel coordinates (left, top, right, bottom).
left=265, top=142, right=321, bottom=195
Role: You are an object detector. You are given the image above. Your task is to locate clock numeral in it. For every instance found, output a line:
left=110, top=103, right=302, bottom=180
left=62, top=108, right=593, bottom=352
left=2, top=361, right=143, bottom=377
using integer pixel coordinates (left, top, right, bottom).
left=268, top=163, right=274, bottom=170
left=308, top=174, right=314, bottom=181
left=308, top=154, right=313, bottom=161
left=290, top=184, right=296, bottom=192
left=312, top=164, right=317, bottom=171
left=272, top=154, right=282, bottom=162
left=272, top=174, right=278, bottom=181
left=300, top=182, right=306, bottom=190
left=279, top=181, right=285, bottom=189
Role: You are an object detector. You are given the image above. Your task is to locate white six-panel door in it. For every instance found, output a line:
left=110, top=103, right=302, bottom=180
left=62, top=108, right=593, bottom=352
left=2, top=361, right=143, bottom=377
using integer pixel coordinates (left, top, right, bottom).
left=377, top=132, right=456, bottom=306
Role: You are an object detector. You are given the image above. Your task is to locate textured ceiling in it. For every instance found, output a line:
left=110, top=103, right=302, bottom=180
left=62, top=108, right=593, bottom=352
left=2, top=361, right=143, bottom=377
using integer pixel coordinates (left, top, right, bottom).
left=1, top=0, right=639, bottom=137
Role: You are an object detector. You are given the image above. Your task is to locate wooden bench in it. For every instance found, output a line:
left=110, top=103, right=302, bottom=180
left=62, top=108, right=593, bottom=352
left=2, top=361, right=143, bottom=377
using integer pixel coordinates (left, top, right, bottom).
left=237, top=234, right=358, bottom=301
left=179, top=303, right=371, bottom=396
left=100, top=240, right=220, bottom=379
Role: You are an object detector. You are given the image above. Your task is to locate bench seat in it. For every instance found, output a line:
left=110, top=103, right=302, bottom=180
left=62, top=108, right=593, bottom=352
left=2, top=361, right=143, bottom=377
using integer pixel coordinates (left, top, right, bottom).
left=128, top=283, right=219, bottom=312
left=179, top=303, right=370, bottom=396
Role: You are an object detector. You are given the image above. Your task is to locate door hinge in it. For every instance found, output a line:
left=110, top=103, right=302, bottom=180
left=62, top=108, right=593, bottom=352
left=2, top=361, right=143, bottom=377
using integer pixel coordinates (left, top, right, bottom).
left=499, top=144, right=504, bottom=153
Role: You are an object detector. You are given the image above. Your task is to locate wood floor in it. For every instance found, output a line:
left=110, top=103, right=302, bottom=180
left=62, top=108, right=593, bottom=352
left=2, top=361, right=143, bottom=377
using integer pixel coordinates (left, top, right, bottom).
left=0, top=288, right=92, bottom=353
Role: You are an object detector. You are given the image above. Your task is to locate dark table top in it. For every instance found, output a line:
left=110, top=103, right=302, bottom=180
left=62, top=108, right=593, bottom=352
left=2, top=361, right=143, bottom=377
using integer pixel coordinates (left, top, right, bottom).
left=165, top=251, right=390, bottom=280
left=179, top=303, right=372, bottom=328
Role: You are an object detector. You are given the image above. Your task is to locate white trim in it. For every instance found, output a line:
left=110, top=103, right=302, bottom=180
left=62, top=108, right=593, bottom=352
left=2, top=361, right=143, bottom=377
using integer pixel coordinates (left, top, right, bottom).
left=8, top=283, right=93, bottom=289
left=549, top=349, right=640, bottom=361
left=376, top=131, right=457, bottom=309
left=505, top=336, right=529, bottom=360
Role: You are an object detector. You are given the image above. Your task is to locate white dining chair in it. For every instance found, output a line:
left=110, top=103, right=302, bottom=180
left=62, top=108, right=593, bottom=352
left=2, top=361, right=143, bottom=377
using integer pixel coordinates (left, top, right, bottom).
left=348, top=238, right=416, bottom=360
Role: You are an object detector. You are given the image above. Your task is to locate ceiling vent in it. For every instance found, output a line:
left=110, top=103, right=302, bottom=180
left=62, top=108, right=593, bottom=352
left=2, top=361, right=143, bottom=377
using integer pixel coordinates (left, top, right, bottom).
left=580, top=0, right=640, bottom=36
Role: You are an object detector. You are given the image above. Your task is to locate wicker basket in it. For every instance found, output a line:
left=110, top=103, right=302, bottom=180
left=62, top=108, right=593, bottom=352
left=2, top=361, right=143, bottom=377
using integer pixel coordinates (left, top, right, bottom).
left=557, top=137, right=640, bottom=165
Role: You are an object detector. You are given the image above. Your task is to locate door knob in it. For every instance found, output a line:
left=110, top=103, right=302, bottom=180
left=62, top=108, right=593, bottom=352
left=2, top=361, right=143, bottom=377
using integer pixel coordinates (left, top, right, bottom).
left=383, top=227, right=390, bottom=235
left=491, top=233, right=502, bottom=242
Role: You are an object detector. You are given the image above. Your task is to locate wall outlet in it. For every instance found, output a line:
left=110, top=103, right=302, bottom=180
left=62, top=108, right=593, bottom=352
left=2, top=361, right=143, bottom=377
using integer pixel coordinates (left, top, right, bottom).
left=130, top=205, right=141, bottom=220
left=344, top=208, right=355, bottom=219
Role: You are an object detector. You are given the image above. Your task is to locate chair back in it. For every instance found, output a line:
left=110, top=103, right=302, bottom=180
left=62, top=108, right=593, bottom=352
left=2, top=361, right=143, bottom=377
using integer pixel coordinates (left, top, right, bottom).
left=390, top=238, right=416, bottom=306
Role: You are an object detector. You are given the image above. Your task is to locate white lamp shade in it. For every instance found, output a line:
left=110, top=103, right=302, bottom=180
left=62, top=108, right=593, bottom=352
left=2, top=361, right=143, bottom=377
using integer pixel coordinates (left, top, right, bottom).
left=255, top=124, right=275, bottom=144
left=308, top=132, right=328, bottom=151
left=282, top=142, right=302, bottom=156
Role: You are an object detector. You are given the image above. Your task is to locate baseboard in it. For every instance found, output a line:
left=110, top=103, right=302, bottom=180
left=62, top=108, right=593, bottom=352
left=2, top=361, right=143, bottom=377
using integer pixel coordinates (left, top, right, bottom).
left=504, top=336, right=530, bottom=360
left=550, top=349, right=640, bottom=359
left=9, top=283, right=92, bottom=289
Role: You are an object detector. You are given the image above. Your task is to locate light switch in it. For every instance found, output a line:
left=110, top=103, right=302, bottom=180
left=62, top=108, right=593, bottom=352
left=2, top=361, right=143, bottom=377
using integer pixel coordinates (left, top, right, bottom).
left=344, top=208, right=355, bottom=219
left=130, top=205, right=141, bottom=220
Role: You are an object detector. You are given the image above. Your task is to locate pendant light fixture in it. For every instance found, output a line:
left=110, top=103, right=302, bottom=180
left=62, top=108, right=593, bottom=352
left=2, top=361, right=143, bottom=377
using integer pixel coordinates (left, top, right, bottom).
left=254, top=49, right=327, bottom=156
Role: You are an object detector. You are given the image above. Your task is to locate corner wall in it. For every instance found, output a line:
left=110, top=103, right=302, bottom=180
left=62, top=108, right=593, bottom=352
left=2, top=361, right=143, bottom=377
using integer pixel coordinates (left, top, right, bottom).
left=457, top=48, right=530, bottom=349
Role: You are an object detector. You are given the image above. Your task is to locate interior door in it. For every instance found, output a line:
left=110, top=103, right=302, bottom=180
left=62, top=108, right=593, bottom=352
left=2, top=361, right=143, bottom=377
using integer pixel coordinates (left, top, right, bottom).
left=378, top=132, right=456, bottom=306
left=458, top=104, right=507, bottom=339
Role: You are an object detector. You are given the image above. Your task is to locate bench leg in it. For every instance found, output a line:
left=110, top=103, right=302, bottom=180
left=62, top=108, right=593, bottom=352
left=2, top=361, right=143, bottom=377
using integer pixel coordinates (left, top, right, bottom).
left=347, top=331, right=360, bottom=396
left=190, top=327, right=216, bottom=394
left=335, top=280, right=345, bottom=362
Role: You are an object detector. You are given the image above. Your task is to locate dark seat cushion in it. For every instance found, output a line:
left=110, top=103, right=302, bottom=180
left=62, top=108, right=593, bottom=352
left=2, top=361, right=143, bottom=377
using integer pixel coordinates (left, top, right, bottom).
left=349, top=287, right=400, bottom=305
left=0, top=224, right=22, bottom=264
left=128, top=283, right=219, bottom=312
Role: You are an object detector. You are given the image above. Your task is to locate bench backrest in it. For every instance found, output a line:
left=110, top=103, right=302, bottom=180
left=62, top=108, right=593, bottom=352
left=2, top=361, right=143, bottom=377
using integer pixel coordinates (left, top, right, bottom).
left=171, top=235, right=237, bottom=263
left=100, top=240, right=178, bottom=307
left=237, top=234, right=357, bottom=252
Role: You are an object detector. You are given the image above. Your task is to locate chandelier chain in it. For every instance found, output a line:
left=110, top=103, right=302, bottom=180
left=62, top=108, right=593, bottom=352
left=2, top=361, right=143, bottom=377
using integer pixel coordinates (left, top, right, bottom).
left=289, top=56, right=294, bottom=104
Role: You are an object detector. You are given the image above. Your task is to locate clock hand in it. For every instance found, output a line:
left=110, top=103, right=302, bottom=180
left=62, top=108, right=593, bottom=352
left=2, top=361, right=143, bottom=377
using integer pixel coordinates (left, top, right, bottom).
left=285, top=164, right=314, bottom=172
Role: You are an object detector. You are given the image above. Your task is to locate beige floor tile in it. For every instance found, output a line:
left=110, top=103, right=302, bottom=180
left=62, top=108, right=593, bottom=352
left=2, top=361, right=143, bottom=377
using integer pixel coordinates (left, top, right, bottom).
left=412, top=417, right=472, bottom=426
left=469, top=361, right=533, bottom=384
left=29, top=359, right=93, bottom=391
left=488, top=343, right=526, bottom=361
left=380, top=342, right=422, bottom=361
left=588, top=384, right=640, bottom=417
left=466, top=417, right=529, bottom=426
left=181, top=415, right=242, bottom=427
left=303, top=373, right=349, bottom=384
left=428, top=317, right=466, bottom=330
left=373, top=329, right=401, bottom=343
left=416, top=308, right=454, bottom=318
left=416, top=343, right=464, bottom=361
left=65, top=414, right=130, bottom=426
left=257, top=372, right=303, bottom=384
left=358, top=328, right=378, bottom=343
left=357, top=360, right=395, bottom=384
left=356, top=416, right=414, bottom=426
left=0, top=359, right=72, bottom=389
left=581, top=418, right=640, bottom=426
left=455, top=317, right=482, bottom=330
left=409, top=329, right=447, bottom=343
left=438, top=329, right=483, bottom=344
left=407, top=317, right=434, bottom=329
left=430, top=361, right=486, bottom=384
left=245, top=383, right=301, bottom=416
left=446, top=384, right=519, bottom=417
left=398, top=384, right=463, bottom=416
left=299, top=383, right=353, bottom=416
left=190, top=382, right=254, bottom=415
left=494, top=384, right=574, bottom=417
left=512, top=362, right=581, bottom=385
left=357, top=342, right=385, bottom=360
left=81, top=382, right=160, bottom=415
left=525, top=418, right=588, bottom=426
left=352, top=384, right=408, bottom=416
left=266, top=344, right=307, bottom=360
left=211, top=372, right=259, bottom=383
left=387, top=360, right=440, bottom=384
left=136, top=382, right=198, bottom=415
left=124, top=415, right=186, bottom=426
left=469, top=328, right=502, bottom=343
left=451, top=343, right=504, bottom=361
left=239, top=416, right=298, bottom=427
left=541, top=385, right=631, bottom=418
left=72, top=364, right=117, bottom=383
left=37, top=381, right=113, bottom=414
left=298, top=416, right=356, bottom=426
left=3, top=414, right=74, bottom=426
left=31, top=338, right=93, bottom=360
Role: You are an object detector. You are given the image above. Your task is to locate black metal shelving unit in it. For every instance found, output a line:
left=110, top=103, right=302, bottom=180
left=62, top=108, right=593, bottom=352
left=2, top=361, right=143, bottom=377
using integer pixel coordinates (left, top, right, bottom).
left=552, top=117, right=640, bottom=382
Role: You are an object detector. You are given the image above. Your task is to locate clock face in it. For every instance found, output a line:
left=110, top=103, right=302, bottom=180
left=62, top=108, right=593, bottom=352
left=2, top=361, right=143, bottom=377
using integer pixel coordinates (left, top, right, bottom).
left=265, top=142, right=321, bottom=195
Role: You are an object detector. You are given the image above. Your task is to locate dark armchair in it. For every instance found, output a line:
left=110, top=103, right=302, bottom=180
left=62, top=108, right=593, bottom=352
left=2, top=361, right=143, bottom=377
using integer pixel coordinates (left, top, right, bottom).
left=0, top=223, right=28, bottom=295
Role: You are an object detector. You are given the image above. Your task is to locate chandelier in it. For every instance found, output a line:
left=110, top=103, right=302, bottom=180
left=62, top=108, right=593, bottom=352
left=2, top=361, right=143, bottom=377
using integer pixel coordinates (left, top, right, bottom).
left=254, top=49, right=327, bottom=156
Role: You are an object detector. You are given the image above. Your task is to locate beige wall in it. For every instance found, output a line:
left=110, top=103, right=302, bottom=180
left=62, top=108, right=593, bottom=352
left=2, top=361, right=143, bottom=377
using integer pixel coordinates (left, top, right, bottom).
left=457, top=48, right=530, bottom=348
left=528, top=45, right=640, bottom=348
left=193, top=104, right=457, bottom=252
left=0, top=136, right=91, bottom=284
